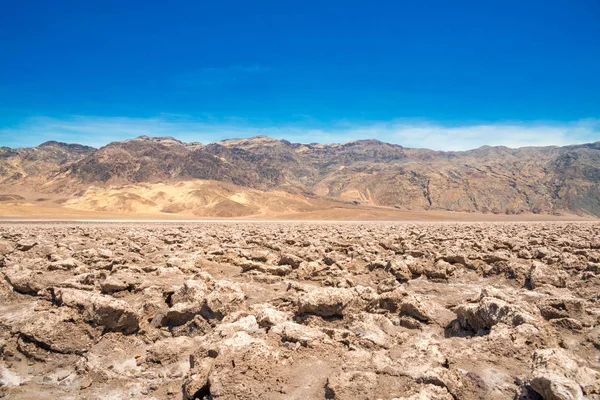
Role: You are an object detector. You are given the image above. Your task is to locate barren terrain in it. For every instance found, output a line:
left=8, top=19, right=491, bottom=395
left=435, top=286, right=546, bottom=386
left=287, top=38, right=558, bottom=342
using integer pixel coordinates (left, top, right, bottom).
left=0, top=193, right=594, bottom=222
left=3, top=136, right=600, bottom=219
left=0, top=222, right=599, bottom=399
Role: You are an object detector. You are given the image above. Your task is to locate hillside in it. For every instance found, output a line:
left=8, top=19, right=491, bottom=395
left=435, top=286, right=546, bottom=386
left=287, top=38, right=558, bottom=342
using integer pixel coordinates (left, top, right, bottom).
left=1, top=136, right=599, bottom=218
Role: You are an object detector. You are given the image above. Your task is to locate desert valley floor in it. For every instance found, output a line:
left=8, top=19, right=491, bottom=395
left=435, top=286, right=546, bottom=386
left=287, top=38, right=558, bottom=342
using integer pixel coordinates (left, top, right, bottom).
left=0, top=221, right=599, bottom=399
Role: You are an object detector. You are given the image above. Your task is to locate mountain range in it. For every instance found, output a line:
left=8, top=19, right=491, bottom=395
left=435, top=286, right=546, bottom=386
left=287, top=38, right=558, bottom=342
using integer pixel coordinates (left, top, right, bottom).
left=1, top=135, right=599, bottom=218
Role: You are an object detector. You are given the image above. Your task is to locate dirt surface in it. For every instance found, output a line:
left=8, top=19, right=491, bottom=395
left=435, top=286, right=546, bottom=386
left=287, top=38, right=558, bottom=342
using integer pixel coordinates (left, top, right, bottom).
left=0, top=200, right=595, bottom=222
left=0, top=222, right=599, bottom=399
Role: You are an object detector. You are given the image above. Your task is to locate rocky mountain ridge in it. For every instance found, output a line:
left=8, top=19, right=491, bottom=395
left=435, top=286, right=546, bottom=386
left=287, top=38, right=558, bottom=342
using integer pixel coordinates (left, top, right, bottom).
left=1, top=136, right=599, bottom=217
left=0, top=141, right=95, bottom=184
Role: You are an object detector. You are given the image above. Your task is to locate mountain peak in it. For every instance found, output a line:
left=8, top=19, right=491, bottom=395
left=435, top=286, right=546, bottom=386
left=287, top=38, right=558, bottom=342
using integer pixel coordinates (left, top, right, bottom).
left=38, top=140, right=93, bottom=148
left=216, top=135, right=282, bottom=147
left=38, top=140, right=64, bottom=147
left=132, top=135, right=185, bottom=144
left=37, top=141, right=96, bottom=152
left=2, top=135, right=600, bottom=217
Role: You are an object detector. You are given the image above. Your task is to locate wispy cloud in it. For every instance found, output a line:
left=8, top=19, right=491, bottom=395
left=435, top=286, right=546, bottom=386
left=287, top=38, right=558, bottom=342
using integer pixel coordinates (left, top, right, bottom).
left=325, top=119, right=600, bottom=150
left=174, top=64, right=271, bottom=87
left=1, top=115, right=598, bottom=150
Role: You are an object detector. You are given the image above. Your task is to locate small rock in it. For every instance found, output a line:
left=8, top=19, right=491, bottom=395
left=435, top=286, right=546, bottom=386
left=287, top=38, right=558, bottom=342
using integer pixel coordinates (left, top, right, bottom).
left=424, top=260, right=452, bottom=280
left=53, top=288, right=139, bottom=334
left=456, top=295, right=536, bottom=333
left=385, top=259, right=413, bottom=282
left=183, top=357, right=213, bottom=400
left=256, top=307, right=291, bottom=328
left=16, top=241, right=37, bottom=251
left=530, top=348, right=599, bottom=400
left=400, top=295, right=434, bottom=322
left=297, top=287, right=355, bottom=317
left=79, top=376, right=92, bottom=389
left=271, top=321, right=326, bottom=347
left=4, top=268, right=47, bottom=295
left=279, top=254, right=303, bottom=268
left=529, top=262, right=568, bottom=289
left=100, top=276, right=129, bottom=293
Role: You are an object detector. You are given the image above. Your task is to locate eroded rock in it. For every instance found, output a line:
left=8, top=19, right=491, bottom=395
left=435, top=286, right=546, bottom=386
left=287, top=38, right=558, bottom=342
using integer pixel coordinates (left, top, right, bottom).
left=530, top=348, right=600, bottom=399
left=297, top=287, right=355, bottom=317
left=52, top=288, right=139, bottom=334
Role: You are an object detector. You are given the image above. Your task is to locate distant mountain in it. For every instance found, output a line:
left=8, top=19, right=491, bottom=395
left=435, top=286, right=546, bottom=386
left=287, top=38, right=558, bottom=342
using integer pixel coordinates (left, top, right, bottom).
left=1, top=135, right=600, bottom=217
left=0, top=140, right=95, bottom=184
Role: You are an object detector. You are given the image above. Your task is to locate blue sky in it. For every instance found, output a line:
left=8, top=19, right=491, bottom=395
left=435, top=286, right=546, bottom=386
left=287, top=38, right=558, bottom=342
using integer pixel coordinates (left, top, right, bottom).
left=1, top=0, right=599, bottom=150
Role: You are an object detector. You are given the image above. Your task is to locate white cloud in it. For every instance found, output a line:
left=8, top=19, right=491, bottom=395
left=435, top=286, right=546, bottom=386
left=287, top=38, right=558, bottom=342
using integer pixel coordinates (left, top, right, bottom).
left=342, top=119, right=600, bottom=150
left=1, top=115, right=598, bottom=150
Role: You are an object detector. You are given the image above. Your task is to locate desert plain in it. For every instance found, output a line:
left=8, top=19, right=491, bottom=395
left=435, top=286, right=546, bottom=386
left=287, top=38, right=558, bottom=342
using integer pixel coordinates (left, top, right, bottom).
left=2, top=2, right=600, bottom=398
left=0, top=220, right=598, bottom=399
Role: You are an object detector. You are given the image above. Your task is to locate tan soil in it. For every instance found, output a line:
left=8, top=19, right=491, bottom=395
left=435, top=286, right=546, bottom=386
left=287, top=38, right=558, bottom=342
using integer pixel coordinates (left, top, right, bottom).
left=0, top=222, right=599, bottom=399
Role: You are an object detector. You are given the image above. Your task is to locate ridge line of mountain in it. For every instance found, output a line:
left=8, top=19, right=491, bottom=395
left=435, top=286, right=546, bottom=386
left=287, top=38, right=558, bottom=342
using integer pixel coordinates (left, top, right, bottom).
left=7, top=134, right=600, bottom=154
left=1, top=135, right=599, bottom=217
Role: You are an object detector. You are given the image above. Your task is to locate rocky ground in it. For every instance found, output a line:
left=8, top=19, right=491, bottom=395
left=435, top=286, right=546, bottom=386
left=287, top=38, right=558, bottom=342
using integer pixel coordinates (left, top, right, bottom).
left=0, top=222, right=599, bottom=399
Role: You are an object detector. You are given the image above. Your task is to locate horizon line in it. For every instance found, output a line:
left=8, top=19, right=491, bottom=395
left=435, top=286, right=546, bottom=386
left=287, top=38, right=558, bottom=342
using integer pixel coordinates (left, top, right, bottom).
left=12, top=133, right=600, bottom=153
left=1, top=115, right=599, bottom=151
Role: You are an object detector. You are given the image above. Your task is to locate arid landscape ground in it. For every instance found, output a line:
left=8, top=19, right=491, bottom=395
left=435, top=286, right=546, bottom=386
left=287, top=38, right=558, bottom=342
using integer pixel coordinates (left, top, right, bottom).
left=3, top=0, right=600, bottom=398
left=1, top=135, right=599, bottom=400
left=1, top=221, right=599, bottom=399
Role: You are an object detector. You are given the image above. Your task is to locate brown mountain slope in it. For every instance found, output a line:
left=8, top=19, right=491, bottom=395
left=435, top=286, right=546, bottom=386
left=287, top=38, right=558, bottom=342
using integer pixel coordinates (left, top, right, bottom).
left=0, top=141, right=94, bottom=185
left=61, top=180, right=327, bottom=218
left=1, top=136, right=599, bottom=217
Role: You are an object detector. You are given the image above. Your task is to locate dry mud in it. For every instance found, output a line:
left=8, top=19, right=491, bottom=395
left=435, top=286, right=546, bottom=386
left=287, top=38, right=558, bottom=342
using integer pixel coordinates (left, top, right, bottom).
left=0, top=222, right=599, bottom=399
